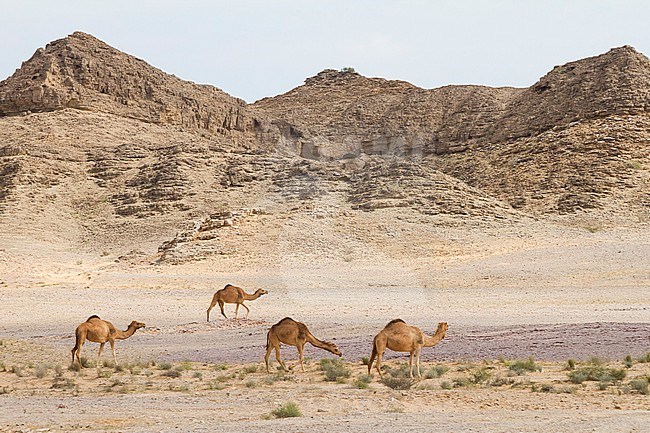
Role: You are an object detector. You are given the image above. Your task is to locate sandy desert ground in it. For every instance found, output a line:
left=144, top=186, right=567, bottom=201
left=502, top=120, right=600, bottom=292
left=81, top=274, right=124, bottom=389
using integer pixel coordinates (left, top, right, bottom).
left=1, top=212, right=649, bottom=432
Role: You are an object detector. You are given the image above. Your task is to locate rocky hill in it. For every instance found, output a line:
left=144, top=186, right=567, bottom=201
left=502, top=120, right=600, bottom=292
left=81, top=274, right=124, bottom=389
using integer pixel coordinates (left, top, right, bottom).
left=0, top=32, right=649, bottom=262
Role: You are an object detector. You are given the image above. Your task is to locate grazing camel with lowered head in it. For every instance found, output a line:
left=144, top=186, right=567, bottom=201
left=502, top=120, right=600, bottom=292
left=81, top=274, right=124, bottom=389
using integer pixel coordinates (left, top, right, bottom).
left=206, top=284, right=268, bottom=321
left=265, top=317, right=342, bottom=373
left=71, top=315, right=146, bottom=367
left=368, top=319, right=448, bottom=379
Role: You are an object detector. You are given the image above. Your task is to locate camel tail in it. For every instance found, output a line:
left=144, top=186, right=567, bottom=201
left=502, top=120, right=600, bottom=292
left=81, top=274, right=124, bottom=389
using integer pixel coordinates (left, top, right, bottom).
left=368, top=340, right=378, bottom=375
left=71, top=326, right=83, bottom=363
left=265, top=330, right=270, bottom=351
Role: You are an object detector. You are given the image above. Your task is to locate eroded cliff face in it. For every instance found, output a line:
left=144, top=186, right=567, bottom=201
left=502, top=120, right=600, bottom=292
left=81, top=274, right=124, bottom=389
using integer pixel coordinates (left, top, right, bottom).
left=0, top=32, right=257, bottom=148
left=0, top=33, right=648, bottom=258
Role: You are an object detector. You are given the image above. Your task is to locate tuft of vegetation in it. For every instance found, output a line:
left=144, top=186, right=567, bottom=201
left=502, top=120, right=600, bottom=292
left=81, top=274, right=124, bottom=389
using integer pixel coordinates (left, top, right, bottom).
left=508, top=357, right=541, bottom=376
left=361, top=357, right=370, bottom=366
left=213, top=363, right=229, bottom=371
left=319, top=358, right=351, bottom=382
left=11, top=366, right=24, bottom=377
left=271, top=402, right=301, bottom=418
left=379, top=364, right=416, bottom=390
left=623, top=354, right=633, bottom=369
left=440, top=380, right=453, bottom=390
left=471, top=367, right=492, bottom=384
left=34, top=365, right=49, bottom=379
left=242, top=364, right=258, bottom=374
left=158, top=362, right=172, bottom=371
left=245, top=380, right=257, bottom=388
left=192, top=372, right=203, bottom=380
left=453, top=377, right=472, bottom=388
left=567, top=365, right=626, bottom=384
left=161, top=369, right=182, bottom=378
left=565, top=359, right=576, bottom=371
left=178, top=361, right=193, bottom=371
left=353, top=374, right=372, bottom=389
left=531, top=383, right=554, bottom=393
left=629, top=378, right=649, bottom=395
left=425, top=365, right=449, bottom=379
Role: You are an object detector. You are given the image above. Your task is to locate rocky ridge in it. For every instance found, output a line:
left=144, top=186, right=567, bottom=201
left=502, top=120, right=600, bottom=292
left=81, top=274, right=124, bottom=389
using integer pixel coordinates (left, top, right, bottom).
left=0, top=33, right=649, bottom=262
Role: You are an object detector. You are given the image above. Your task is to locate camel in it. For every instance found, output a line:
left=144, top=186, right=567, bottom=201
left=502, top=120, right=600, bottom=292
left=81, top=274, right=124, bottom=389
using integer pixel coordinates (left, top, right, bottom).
left=71, top=315, right=146, bottom=367
left=206, top=284, right=268, bottom=321
left=265, top=317, right=342, bottom=373
left=368, top=319, right=448, bottom=379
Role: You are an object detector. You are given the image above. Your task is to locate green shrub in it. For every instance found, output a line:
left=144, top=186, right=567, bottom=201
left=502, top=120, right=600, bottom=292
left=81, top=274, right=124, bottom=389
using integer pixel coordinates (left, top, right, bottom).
left=380, top=376, right=414, bottom=390
left=567, top=366, right=625, bottom=384
left=471, top=367, right=492, bottom=384
left=425, top=365, right=449, bottom=379
left=629, top=379, right=649, bottom=395
left=243, top=365, right=258, bottom=374
left=453, top=377, right=472, bottom=387
left=213, top=363, right=229, bottom=371
left=354, top=374, right=372, bottom=389
left=319, top=358, right=350, bottom=382
left=637, top=353, right=650, bottom=363
left=624, top=355, right=633, bottom=368
left=565, top=359, right=576, bottom=371
left=161, top=369, right=182, bottom=378
left=271, top=402, right=301, bottom=418
left=440, top=380, right=453, bottom=390
left=34, top=365, right=48, bottom=379
left=361, top=357, right=370, bottom=366
left=158, top=362, right=172, bottom=370
left=508, top=357, right=541, bottom=375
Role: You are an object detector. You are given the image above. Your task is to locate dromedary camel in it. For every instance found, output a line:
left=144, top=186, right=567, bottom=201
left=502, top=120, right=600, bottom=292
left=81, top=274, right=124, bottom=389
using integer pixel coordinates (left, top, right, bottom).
left=368, top=319, right=448, bottom=379
left=265, top=317, right=342, bottom=373
left=206, top=284, right=268, bottom=321
left=71, top=315, right=146, bottom=367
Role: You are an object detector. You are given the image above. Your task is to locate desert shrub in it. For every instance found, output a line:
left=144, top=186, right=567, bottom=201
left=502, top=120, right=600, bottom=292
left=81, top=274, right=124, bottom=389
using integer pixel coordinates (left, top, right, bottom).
left=102, top=360, right=115, bottom=368
left=114, top=364, right=125, bottom=373
left=178, top=361, right=193, bottom=371
left=34, top=365, right=48, bottom=379
left=489, top=376, right=514, bottom=387
left=567, top=366, right=625, bottom=384
left=11, top=366, right=24, bottom=377
left=624, top=355, right=634, bottom=368
left=213, top=363, right=228, bottom=371
left=192, top=372, right=203, bottom=380
left=531, top=383, right=554, bottom=393
left=51, top=377, right=76, bottom=389
left=508, top=357, right=541, bottom=375
left=565, top=359, right=576, bottom=371
left=97, top=368, right=113, bottom=379
left=158, top=362, right=172, bottom=371
left=440, top=380, right=453, bottom=390
left=54, top=365, right=64, bottom=376
left=381, top=375, right=414, bottom=390
left=361, top=357, right=369, bottom=366
left=161, top=369, right=182, bottom=378
left=319, top=358, right=350, bottom=382
left=471, top=367, right=492, bottom=384
left=588, top=356, right=605, bottom=366
left=243, top=365, right=258, bottom=374
left=425, top=365, right=449, bottom=379
left=271, top=402, right=301, bottom=418
left=629, top=378, right=649, bottom=395
left=453, top=377, right=472, bottom=388
left=354, top=374, right=372, bottom=389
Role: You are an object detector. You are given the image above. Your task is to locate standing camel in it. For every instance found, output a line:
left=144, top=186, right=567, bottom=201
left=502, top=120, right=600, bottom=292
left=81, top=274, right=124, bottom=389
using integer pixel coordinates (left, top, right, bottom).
left=206, top=284, right=268, bottom=321
left=368, top=319, right=448, bottom=379
left=71, top=315, right=146, bottom=367
left=265, top=317, right=342, bottom=373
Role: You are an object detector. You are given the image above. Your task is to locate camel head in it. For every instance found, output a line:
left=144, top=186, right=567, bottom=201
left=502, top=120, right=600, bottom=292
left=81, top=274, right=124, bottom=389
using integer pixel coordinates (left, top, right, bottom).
left=129, top=321, right=146, bottom=330
left=326, top=342, right=342, bottom=357
left=436, top=322, right=449, bottom=335
left=255, top=289, right=269, bottom=296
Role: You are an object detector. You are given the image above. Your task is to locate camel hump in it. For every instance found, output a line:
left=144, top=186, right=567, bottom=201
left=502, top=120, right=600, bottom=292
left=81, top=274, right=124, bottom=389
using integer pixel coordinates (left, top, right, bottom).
left=224, top=283, right=236, bottom=289
left=86, top=315, right=101, bottom=321
left=278, top=317, right=294, bottom=323
left=386, top=318, right=405, bottom=326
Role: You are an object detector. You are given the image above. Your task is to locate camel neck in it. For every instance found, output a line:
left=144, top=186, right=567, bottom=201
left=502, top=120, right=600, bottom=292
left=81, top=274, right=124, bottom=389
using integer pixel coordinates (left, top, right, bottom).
left=423, top=330, right=446, bottom=347
left=115, top=325, right=137, bottom=340
left=243, top=291, right=262, bottom=301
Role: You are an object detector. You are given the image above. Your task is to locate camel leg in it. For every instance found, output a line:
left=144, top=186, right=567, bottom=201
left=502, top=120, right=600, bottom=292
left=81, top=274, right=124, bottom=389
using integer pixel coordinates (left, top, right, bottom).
left=241, top=303, right=250, bottom=319
left=110, top=340, right=118, bottom=366
left=206, top=295, right=218, bottom=322
left=415, top=348, right=422, bottom=378
left=218, top=300, right=227, bottom=319
left=297, top=344, right=305, bottom=373
left=275, top=345, right=287, bottom=372
left=97, top=343, right=105, bottom=368
left=72, top=332, right=86, bottom=367
left=368, top=344, right=377, bottom=375
left=234, top=303, right=240, bottom=319
left=265, top=343, right=274, bottom=373
left=375, top=349, right=385, bottom=377
left=409, top=351, right=415, bottom=379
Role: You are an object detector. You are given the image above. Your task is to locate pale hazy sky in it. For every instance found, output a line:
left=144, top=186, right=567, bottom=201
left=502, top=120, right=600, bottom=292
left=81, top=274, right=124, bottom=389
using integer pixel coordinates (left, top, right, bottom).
left=1, top=1, right=649, bottom=102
